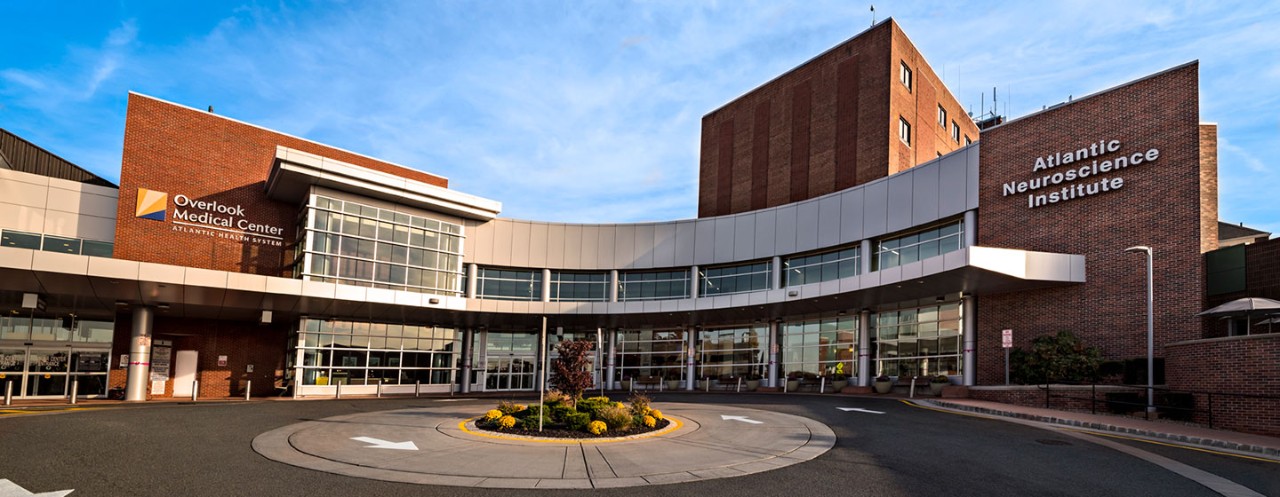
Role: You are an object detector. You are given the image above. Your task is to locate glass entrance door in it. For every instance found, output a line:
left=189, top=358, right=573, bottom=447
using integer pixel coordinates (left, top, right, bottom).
left=483, top=356, right=535, bottom=391
left=0, top=347, right=111, bottom=399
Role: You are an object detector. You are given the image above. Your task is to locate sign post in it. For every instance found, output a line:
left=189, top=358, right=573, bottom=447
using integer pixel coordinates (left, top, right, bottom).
left=1001, top=329, right=1013, bottom=385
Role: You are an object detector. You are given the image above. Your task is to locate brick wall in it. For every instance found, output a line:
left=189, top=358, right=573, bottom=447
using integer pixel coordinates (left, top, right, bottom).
left=114, top=93, right=448, bottom=276
left=1203, top=236, right=1280, bottom=337
left=976, top=63, right=1209, bottom=384
left=697, top=20, right=977, bottom=217
left=1199, top=124, right=1219, bottom=253
left=1165, top=334, right=1280, bottom=436
left=108, top=312, right=290, bottom=398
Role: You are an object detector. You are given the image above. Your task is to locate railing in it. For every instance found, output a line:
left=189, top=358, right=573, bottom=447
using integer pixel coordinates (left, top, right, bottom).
left=1038, top=381, right=1279, bottom=430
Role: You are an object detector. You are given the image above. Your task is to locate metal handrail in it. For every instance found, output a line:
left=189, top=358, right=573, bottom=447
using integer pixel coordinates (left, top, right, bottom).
left=1035, top=380, right=1278, bottom=429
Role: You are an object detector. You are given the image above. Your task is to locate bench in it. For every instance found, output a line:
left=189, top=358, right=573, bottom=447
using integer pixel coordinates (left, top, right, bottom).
left=634, top=375, right=662, bottom=391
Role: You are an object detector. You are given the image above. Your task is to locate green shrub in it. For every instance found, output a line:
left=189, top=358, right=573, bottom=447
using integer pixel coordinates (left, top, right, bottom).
left=550, top=404, right=577, bottom=422
left=518, top=404, right=547, bottom=419
left=563, top=411, right=591, bottom=431
left=1010, top=331, right=1102, bottom=384
left=596, top=404, right=633, bottom=430
left=577, top=396, right=612, bottom=418
left=519, top=414, right=552, bottom=431
left=496, top=400, right=525, bottom=415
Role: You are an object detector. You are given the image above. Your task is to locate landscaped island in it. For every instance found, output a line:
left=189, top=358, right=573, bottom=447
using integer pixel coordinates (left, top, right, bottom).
left=475, top=391, right=669, bottom=438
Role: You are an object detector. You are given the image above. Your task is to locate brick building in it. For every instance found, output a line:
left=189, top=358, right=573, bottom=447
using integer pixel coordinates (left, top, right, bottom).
left=0, top=17, right=1274, bottom=435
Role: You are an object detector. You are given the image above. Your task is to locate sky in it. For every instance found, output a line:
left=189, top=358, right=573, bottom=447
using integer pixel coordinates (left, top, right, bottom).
left=2, top=1, right=1278, bottom=232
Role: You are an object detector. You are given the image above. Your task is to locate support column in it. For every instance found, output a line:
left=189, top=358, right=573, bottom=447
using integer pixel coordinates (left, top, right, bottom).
left=609, top=270, right=619, bottom=302
left=460, top=327, right=474, bottom=393
left=771, top=256, right=782, bottom=289
left=962, top=295, right=977, bottom=386
left=690, top=265, right=700, bottom=299
left=605, top=328, right=617, bottom=389
left=964, top=210, right=977, bottom=247
left=860, top=239, right=873, bottom=275
left=541, top=269, right=552, bottom=302
left=125, top=305, right=154, bottom=402
left=466, top=263, right=479, bottom=299
left=767, top=320, right=780, bottom=388
left=858, top=309, right=872, bottom=386
left=685, top=326, right=697, bottom=391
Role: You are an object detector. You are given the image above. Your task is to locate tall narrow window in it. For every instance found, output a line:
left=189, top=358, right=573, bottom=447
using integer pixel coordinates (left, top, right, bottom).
left=900, top=62, right=912, bottom=91
left=937, top=105, right=946, bottom=127
left=951, top=121, right=961, bottom=142
left=899, top=117, right=912, bottom=146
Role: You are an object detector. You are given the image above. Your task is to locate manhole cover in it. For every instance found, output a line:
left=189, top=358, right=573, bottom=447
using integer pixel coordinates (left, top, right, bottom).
left=1036, top=439, right=1072, bottom=446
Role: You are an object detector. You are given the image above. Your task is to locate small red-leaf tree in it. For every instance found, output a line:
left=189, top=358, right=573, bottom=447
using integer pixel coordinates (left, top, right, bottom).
left=550, top=339, right=595, bottom=402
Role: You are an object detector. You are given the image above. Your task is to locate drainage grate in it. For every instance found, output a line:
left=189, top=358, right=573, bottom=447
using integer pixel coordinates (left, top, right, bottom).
left=1036, top=439, right=1072, bottom=446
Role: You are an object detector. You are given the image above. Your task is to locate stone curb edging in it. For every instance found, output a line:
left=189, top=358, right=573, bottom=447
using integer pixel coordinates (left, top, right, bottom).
left=921, top=400, right=1280, bottom=459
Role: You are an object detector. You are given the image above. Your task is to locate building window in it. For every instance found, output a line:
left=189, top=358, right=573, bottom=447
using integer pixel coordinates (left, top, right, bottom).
left=475, top=267, right=542, bottom=301
left=697, top=326, right=767, bottom=380
left=900, top=61, right=912, bottom=91
left=874, top=219, right=964, bottom=270
left=618, top=269, right=690, bottom=301
left=782, top=317, right=857, bottom=378
left=700, top=261, right=771, bottom=296
left=41, top=236, right=80, bottom=254
left=898, top=117, right=912, bottom=146
left=294, top=318, right=459, bottom=387
left=951, top=121, right=961, bottom=142
left=0, top=229, right=113, bottom=257
left=616, top=328, right=688, bottom=383
left=784, top=247, right=859, bottom=286
left=873, top=298, right=962, bottom=378
left=965, top=136, right=972, bottom=146
left=298, top=195, right=464, bottom=295
left=550, top=271, right=608, bottom=302
left=937, top=105, right=946, bottom=127
left=0, top=230, right=41, bottom=249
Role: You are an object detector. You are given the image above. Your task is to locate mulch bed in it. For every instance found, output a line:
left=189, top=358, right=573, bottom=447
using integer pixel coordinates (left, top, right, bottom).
left=475, top=419, right=671, bottom=439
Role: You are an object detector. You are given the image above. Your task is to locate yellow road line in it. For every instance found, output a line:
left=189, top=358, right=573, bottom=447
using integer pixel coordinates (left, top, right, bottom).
left=458, top=416, right=683, bottom=444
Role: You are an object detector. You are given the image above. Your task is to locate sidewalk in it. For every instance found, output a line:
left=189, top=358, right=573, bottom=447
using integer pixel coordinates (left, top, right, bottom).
left=912, top=397, right=1280, bottom=459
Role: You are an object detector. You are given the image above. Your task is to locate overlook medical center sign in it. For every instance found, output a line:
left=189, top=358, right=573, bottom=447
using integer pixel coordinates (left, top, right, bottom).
left=134, top=188, right=285, bottom=246
left=1000, top=139, right=1161, bottom=209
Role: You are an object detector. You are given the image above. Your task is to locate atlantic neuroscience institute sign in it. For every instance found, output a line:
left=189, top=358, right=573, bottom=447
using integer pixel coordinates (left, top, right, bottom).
left=135, top=188, right=285, bottom=246
left=1000, top=139, right=1160, bottom=209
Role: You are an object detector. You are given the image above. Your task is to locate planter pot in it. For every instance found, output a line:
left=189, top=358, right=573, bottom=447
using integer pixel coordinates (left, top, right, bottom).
left=621, top=379, right=634, bottom=391
left=696, top=380, right=709, bottom=390
left=786, top=380, right=800, bottom=392
left=873, top=381, right=893, bottom=394
left=831, top=380, right=849, bottom=391
left=746, top=379, right=760, bottom=391
left=930, top=382, right=948, bottom=396
left=666, top=380, right=680, bottom=390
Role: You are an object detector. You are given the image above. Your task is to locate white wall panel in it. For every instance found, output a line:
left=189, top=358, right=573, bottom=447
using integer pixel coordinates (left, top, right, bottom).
left=0, top=204, right=46, bottom=233
left=938, top=154, right=968, bottom=217
left=732, top=215, right=754, bottom=261
left=886, top=171, right=914, bottom=233
left=653, top=223, right=676, bottom=268
left=693, top=219, right=716, bottom=265
left=839, top=188, right=864, bottom=244
left=912, top=163, right=940, bottom=226
left=674, top=221, right=696, bottom=267
left=546, top=224, right=566, bottom=268
left=817, top=195, right=841, bottom=248
left=467, top=220, right=494, bottom=263
left=753, top=209, right=777, bottom=259
left=966, top=146, right=981, bottom=210
left=862, top=180, right=888, bottom=238
left=614, top=225, right=636, bottom=269
left=632, top=224, right=655, bottom=269
left=491, top=219, right=513, bottom=266
left=795, top=200, right=820, bottom=253
left=774, top=204, right=798, bottom=254
left=510, top=221, right=532, bottom=267
left=593, top=225, right=614, bottom=270
left=528, top=222, right=549, bottom=268
left=712, top=217, right=735, bottom=263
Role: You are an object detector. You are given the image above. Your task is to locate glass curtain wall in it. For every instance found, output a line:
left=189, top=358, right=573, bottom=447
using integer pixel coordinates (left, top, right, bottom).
left=874, top=219, right=964, bottom=270
left=696, top=326, right=766, bottom=380
left=617, top=270, right=690, bottom=301
left=873, top=298, right=962, bottom=377
left=482, top=331, right=538, bottom=390
left=475, top=268, right=543, bottom=301
left=295, top=318, right=460, bottom=386
left=549, top=271, right=608, bottom=302
left=0, top=316, right=113, bottom=398
left=615, top=328, right=687, bottom=383
left=784, top=247, right=860, bottom=286
left=297, top=195, right=464, bottom=295
left=780, top=317, right=857, bottom=379
left=700, top=262, right=771, bottom=296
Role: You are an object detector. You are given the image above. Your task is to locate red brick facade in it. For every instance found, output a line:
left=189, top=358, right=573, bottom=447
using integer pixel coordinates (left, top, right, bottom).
left=1165, top=334, right=1280, bottom=436
left=697, top=20, right=977, bottom=217
left=114, top=93, right=448, bottom=276
left=976, top=63, right=1211, bottom=385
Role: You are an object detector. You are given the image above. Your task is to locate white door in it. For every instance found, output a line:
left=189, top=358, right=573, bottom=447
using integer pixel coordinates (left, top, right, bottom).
left=172, top=350, right=198, bottom=396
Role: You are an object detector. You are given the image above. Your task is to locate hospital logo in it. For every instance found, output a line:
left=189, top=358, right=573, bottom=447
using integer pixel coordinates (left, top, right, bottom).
left=135, top=188, right=167, bottom=221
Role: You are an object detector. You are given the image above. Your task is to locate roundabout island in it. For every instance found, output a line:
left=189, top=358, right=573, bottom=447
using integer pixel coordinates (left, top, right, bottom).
left=252, top=402, right=836, bottom=489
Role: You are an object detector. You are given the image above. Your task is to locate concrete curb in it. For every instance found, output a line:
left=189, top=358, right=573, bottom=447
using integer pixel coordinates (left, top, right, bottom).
left=919, top=400, right=1280, bottom=459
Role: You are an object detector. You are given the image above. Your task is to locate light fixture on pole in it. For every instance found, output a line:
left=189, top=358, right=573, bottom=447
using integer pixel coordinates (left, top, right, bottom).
left=1124, top=245, right=1155, bottom=416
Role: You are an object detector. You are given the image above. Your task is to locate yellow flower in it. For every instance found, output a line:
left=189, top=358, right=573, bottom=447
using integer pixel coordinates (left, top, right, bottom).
left=614, top=402, right=625, bottom=409
left=642, top=415, right=656, bottom=428
left=588, top=420, right=608, bottom=435
left=483, top=409, right=502, bottom=422
left=498, top=415, right=516, bottom=430
left=515, top=404, right=527, bottom=411
left=649, top=409, right=663, bottom=420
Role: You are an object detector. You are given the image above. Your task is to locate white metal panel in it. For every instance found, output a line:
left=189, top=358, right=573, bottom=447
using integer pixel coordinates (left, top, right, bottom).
left=0, top=203, right=46, bottom=233
left=862, top=180, right=888, bottom=238
left=183, top=267, right=227, bottom=288
left=652, top=223, right=676, bottom=268
left=71, top=214, right=116, bottom=242
left=673, top=221, right=697, bottom=266
left=172, top=351, right=198, bottom=396
left=839, top=188, right=865, bottom=244
left=938, top=153, right=968, bottom=217
left=899, top=260, right=924, bottom=281
left=966, top=146, right=981, bottom=210
left=795, top=201, right=820, bottom=253
left=226, top=272, right=268, bottom=293
left=563, top=224, right=583, bottom=268
left=528, top=222, right=549, bottom=268
left=730, top=293, right=749, bottom=307
left=138, top=262, right=185, bottom=285
left=546, top=224, right=565, bottom=269
left=733, top=215, right=755, bottom=261
left=921, top=254, right=945, bottom=276
left=774, top=204, right=798, bottom=254
left=753, top=209, right=777, bottom=259
left=693, top=218, right=716, bottom=265
left=631, top=224, right=655, bottom=269
left=509, top=221, right=532, bottom=267
left=912, top=163, right=941, bottom=226
left=614, top=225, right=637, bottom=269
left=491, top=220, right=513, bottom=266
left=467, top=220, right=494, bottom=264
left=712, top=217, right=735, bottom=263
left=594, top=225, right=614, bottom=270
left=817, top=195, right=842, bottom=248
left=886, top=171, right=914, bottom=233
left=0, top=180, right=48, bottom=208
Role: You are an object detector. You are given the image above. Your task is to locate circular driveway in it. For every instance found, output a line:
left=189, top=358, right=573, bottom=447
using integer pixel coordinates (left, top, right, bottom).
left=252, top=401, right=835, bottom=489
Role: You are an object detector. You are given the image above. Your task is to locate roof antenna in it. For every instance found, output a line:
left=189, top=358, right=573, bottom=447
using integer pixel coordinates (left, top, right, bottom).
left=207, top=105, right=214, bottom=113
left=870, top=5, right=876, bottom=27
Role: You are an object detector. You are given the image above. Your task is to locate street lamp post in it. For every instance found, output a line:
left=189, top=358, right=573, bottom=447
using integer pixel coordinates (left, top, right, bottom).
left=1124, top=246, right=1155, bottom=416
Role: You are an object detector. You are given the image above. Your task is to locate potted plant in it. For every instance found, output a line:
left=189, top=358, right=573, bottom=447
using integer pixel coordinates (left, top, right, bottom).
left=786, top=372, right=801, bottom=392
left=696, top=376, right=709, bottom=390
left=873, top=374, right=893, bottom=394
left=745, top=373, right=761, bottom=391
left=665, top=375, right=680, bottom=391
left=929, top=374, right=950, bottom=396
left=620, top=376, right=634, bottom=391
left=830, top=374, right=849, bottom=391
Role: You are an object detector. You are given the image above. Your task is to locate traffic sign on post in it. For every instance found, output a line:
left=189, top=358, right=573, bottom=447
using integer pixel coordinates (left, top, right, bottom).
left=1001, top=329, right=1013, bottom=348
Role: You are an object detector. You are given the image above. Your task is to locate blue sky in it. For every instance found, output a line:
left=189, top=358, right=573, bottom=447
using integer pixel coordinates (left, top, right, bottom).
left=2, top=1, right=1278, bottom=233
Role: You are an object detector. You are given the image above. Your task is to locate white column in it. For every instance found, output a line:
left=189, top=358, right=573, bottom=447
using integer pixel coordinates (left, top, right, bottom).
left=860, top=240, right=873, bottom=275
left=964, top=210, right=977, bottom=247
left=460, top=328, right=474, bottom=393
left=466, top=263, right=479, bottom=299
left=962, top=295, right=976, bottom=386
left=609, top=269, right=619, bottom=302
left=605, top=329, right=617, bottom=389
left=690, top=265, right=700, bottom=299
left=686, top=327, right=697, bottom=391
left=771, top=256, right=782, bottom=289
left=125, top=305, right=154, bottom=402
left=541, top=269, right=552, bottom=302
left=767, top=320, right=780, bottom=388
left=858, top=309, right=872, bottom=386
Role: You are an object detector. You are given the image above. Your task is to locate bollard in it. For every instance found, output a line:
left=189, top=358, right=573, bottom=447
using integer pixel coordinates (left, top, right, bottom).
left=909, top=377, right=916, bottom=398
left=415, top=380, right=421, bottom=398
left=70, top=380, right=79, bottom=405
left=736, top=377, right=742, bottom=393
left=3, top=380, right=11, bottom=406
left=192, top=380, right=200, bottom=401
left=820, top=377, right=826, bottom=394
left=335, top=383, right=342, bottom=399
left=705, top=378, right=710, bottom=392
left=376, top=382, right=382, bottom=398
left=245, top=380, right=252, bottom=401
left=783, top=378, right=788, bottom=393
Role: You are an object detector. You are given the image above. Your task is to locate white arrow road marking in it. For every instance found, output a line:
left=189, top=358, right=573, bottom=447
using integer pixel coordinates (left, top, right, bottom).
left=837, top=407, right=885, bottom=414
left=350, top=436, right=419, bottom=450
left=0, top=479, right=74, bottom=497
left=720, top=415, right=764, bottom=424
